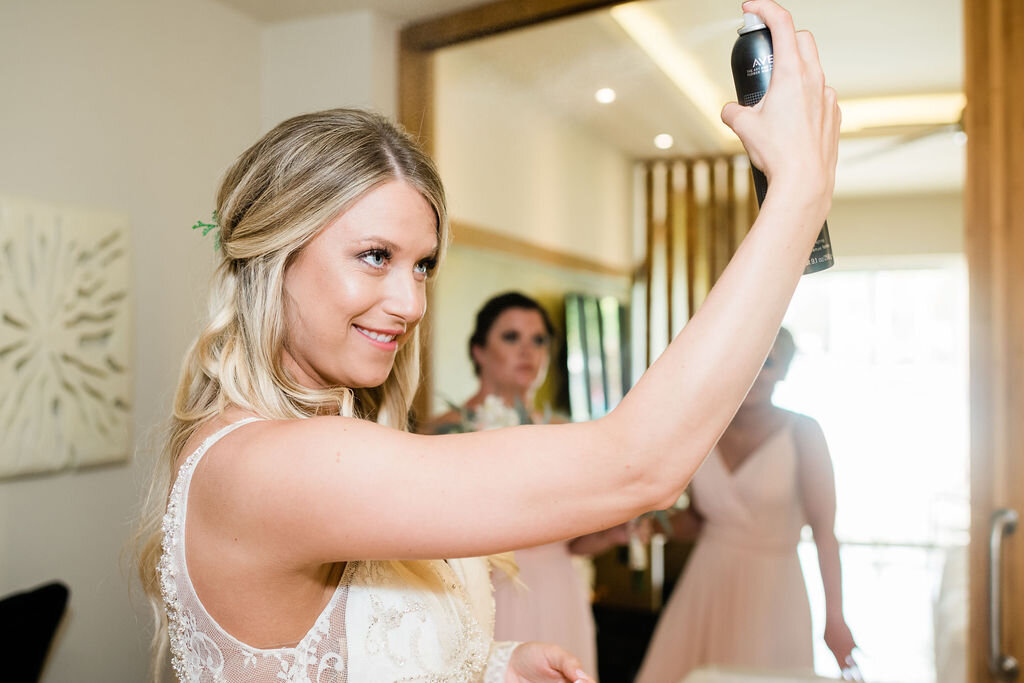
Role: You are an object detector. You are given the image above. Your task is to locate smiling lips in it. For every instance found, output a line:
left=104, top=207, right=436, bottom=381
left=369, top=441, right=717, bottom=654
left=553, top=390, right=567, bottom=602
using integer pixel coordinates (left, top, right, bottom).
left=354, top=324, right=401, bottom=350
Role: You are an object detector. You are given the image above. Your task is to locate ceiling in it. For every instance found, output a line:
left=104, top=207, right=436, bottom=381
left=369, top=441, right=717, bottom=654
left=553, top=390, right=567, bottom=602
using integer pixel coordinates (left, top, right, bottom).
left=218, top=0, right=965, bottom=197
left=213, top=0, right=488, bottom=24
left=443, top=0, right=965, bottom=197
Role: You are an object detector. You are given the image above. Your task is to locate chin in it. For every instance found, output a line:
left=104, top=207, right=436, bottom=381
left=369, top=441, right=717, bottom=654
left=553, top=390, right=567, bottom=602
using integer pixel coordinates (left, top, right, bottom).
left=346, top=374, right=392, bottom=390
left=335, top=363, right=395, bottom=390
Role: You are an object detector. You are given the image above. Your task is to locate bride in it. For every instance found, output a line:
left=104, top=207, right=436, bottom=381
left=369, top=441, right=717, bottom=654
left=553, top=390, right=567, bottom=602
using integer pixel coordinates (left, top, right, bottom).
left=134, top=2, right=840, bottom=679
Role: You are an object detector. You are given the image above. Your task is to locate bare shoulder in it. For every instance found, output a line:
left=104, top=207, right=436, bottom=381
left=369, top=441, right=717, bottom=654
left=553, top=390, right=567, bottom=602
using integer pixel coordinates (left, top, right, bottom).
left=782, top=410, right=831, bottom=466
left=183, top=415, right=408, bottom=556
left=782, top=409, right=823, bottom=438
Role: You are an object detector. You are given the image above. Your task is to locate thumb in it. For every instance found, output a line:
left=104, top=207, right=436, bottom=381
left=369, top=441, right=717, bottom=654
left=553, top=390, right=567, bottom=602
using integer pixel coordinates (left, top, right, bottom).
left=720, top=101, right=748, bottom=135
left=548, top=647, right=589, bottom=681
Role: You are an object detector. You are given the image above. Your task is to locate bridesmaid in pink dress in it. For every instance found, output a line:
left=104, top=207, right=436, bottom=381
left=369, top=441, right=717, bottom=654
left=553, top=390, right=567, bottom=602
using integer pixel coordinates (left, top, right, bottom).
left=635, top=328, right=857, bottom=682
left=429, top=292, right=633, bottom=679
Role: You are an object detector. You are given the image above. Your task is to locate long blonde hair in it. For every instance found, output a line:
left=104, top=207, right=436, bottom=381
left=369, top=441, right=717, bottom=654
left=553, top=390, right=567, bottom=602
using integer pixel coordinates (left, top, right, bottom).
left=134, top=108, right=448, bottom=676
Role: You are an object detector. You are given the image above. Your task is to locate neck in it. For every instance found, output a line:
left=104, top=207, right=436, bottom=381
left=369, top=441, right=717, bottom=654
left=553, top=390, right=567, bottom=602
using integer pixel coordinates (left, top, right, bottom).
left=731, top=399, right=777, bottom=426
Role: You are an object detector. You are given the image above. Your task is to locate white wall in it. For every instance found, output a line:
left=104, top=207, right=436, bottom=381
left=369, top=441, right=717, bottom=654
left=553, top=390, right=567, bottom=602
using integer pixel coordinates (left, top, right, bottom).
left=435, top=47, right=634, bottom=271
left=0, top=2, right=399, bottom=680
left=261, top=10, right=398, bottom=131
left=827, top=192, right=963, bottom=260
left=430, top=45, right=635, bottom=416
left=0, top=1, right=261, bottom=679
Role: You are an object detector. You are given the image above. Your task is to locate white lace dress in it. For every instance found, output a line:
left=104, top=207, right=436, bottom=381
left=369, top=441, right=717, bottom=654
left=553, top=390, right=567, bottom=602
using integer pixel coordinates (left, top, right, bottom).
left=158, top=418, right=519, bottom=682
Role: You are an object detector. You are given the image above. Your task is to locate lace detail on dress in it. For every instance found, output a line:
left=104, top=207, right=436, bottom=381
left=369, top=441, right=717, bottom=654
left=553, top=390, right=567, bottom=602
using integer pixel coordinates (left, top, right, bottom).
left=158, top=417, right=499, bottom=682
left=484, top=641, right=520, bottom=683
left=158, top=418, right=350, bottom=682
left=346, top=560, right=490, bottom=681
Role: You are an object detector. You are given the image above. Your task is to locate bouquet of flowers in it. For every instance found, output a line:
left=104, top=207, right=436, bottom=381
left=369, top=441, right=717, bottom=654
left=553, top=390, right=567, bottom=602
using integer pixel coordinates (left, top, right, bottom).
left=437, top=395, right=535, bottom=433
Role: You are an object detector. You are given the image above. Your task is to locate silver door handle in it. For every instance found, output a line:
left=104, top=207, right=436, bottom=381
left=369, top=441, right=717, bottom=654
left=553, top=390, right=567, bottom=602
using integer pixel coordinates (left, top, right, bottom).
left=990, top=508, right=1020, bottom=680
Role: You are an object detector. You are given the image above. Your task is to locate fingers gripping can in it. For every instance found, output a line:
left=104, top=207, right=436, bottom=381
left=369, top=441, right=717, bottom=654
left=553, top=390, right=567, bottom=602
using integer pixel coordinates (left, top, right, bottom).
left=731, top=12, right=834, bottom=274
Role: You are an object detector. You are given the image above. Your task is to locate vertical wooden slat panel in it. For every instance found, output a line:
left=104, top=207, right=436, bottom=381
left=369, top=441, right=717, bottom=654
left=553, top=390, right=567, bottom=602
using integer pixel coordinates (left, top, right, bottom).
left=644, top=164, right=655, bottom=368
left=665, top=164, right=675, bottom=344
left=715, top=159, right=731, bottom=281
left=675, top=162, right=690, bottom=325
left=648, top=156, right=753, bottom=329
left=707, top=159, right=718, bottom=288
left=685, top=161, right=697, bottom=321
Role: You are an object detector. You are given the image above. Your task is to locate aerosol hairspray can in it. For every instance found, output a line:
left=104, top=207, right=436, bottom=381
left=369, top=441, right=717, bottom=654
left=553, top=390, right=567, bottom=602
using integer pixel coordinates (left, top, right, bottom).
left=731, top=12, right=834, bottom=274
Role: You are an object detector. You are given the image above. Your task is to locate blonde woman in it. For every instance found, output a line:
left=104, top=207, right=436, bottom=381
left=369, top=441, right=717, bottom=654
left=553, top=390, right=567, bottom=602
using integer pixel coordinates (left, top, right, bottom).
left=135, top=2, right=840, bottom=680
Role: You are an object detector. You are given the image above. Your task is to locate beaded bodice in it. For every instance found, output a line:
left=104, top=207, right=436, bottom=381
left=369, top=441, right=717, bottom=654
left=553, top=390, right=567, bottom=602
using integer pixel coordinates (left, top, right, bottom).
left=158, top=419, right=516, bottom=682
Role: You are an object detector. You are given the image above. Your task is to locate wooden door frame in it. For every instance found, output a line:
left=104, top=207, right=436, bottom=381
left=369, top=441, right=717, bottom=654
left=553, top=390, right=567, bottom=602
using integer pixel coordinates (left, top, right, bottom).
left=965, top=1, right=1024, bottom=680
left=400, top=5, right=1023, bottom=679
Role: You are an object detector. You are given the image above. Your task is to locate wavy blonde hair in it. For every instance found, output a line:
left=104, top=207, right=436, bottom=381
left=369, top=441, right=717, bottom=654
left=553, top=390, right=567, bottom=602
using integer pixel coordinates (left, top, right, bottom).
left=134, top=108, right=448, bottom=676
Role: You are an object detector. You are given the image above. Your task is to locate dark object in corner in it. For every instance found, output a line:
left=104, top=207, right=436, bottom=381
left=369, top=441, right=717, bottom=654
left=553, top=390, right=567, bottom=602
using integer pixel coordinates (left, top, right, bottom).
left=0, top=581, right=70, bottom=682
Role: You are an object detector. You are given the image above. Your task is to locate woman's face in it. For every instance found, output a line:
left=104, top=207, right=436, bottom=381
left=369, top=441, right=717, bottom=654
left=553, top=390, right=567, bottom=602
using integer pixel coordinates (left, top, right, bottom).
left=281, top=180, right=439, bottom=390
left=744, top=338, right=790, bottom=407
left=473, top=308, right=551, bottom=396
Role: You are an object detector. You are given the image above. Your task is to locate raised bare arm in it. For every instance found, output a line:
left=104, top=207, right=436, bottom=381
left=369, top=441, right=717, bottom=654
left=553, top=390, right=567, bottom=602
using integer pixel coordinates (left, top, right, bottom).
left=189, top=0, right=841, bottom=567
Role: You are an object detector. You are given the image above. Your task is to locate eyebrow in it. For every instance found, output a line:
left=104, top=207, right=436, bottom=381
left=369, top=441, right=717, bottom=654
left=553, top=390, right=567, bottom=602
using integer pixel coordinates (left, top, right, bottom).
left=358, top=236, right=439, bottom=260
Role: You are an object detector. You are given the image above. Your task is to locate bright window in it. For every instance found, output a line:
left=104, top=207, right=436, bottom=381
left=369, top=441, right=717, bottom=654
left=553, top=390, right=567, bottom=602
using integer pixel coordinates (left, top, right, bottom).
left=776, top=259, right=969, bottom=681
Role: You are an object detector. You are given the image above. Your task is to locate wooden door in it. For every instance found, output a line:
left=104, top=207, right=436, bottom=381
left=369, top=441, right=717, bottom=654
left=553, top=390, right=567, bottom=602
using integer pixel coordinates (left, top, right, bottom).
left=965, top=1, right=1024, bottom=680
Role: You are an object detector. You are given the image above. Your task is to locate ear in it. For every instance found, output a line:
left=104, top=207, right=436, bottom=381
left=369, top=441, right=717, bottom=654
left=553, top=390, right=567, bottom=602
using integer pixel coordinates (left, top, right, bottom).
left=470, top=343, right=485, bottom=369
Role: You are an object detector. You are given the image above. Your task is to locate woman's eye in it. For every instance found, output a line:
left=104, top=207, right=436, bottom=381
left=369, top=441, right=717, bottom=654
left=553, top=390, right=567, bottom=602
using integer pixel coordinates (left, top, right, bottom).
left=360, top=250, right=389, bottom=268
left=414, top=258, right=436, bottom=276
left=501, top=331, right=520, bottom=344
left=533, top=335, right=549, bottom=347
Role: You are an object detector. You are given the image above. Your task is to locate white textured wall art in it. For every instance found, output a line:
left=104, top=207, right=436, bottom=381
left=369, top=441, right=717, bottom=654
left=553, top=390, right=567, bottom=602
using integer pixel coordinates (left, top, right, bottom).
left=0, top=196, right=133, bottom=478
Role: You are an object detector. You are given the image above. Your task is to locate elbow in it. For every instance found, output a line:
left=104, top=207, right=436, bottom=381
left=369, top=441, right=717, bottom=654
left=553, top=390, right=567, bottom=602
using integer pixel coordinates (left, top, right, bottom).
left=652, top=488, right=684, bottom=513
left=634, top=466, right=684, bottom=512
left=594, top=412, right=708, bottom=514
left=811, top=526, right=839, bottom=549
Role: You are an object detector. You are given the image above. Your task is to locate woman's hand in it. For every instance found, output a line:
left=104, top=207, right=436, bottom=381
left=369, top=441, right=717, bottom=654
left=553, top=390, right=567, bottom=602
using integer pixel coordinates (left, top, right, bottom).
left=506, top=642, right=594, bottom=683
left=721, top=0, right=841, bottom=212
left=824, top=616, right=857, bottom=671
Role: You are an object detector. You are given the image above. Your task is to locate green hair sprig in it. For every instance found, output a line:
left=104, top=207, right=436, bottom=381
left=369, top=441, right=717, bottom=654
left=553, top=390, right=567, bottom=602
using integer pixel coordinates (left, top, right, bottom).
left=191, top=210, right=220, bottom=251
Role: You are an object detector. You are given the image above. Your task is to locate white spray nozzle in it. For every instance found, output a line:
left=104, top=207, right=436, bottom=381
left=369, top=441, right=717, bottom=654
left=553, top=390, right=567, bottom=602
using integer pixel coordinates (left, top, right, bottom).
left=739, top=12, right=767, bottom=34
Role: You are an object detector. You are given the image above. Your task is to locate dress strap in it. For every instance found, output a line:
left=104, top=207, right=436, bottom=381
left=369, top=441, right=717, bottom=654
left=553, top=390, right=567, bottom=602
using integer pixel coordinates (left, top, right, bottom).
left=202, top=417, right=265, bottom=451
left=177, top=417, right=266, bottom=481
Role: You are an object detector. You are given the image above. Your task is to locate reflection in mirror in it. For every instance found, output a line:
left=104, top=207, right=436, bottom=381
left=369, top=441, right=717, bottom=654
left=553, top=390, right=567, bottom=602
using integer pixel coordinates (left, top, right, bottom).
left=431, top=1, right=964, bottom=681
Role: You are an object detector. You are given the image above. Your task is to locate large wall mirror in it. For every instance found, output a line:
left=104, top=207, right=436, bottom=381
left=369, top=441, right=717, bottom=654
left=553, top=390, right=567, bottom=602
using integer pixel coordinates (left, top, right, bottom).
left=401, top=1, right=994, bottom=681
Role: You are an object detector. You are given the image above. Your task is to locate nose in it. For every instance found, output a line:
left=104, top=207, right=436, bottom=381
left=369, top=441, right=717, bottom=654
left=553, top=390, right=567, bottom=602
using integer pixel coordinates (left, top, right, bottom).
left=382, top=270, right=426, bottom=324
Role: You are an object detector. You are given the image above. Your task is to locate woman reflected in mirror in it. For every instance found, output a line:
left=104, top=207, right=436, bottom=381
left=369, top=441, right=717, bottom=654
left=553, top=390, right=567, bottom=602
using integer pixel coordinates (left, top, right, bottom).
left=636, top=328, right=858, bottom=681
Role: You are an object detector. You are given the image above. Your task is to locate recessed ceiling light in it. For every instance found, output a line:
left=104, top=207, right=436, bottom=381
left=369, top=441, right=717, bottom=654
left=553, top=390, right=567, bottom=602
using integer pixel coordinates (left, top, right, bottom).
left=654, top=133, right=674, bottom=150
left=953, top=130, right=968, bottom=146
left=595, top=88, right=617, bottom=104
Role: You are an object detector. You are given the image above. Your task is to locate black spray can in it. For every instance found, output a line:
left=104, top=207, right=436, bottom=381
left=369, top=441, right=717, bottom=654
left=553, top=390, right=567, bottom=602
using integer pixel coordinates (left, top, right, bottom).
left=731, top=12, right=833, bottom=274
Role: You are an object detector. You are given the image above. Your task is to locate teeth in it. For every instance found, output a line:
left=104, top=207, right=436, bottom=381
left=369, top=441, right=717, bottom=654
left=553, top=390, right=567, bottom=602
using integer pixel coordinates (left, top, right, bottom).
left=357, top=326, right=396, bottom=343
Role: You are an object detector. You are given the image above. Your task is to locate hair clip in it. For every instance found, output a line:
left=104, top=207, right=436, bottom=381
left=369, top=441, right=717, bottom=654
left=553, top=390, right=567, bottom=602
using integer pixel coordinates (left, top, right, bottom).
left=191, top=210, right=220, bottom=251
